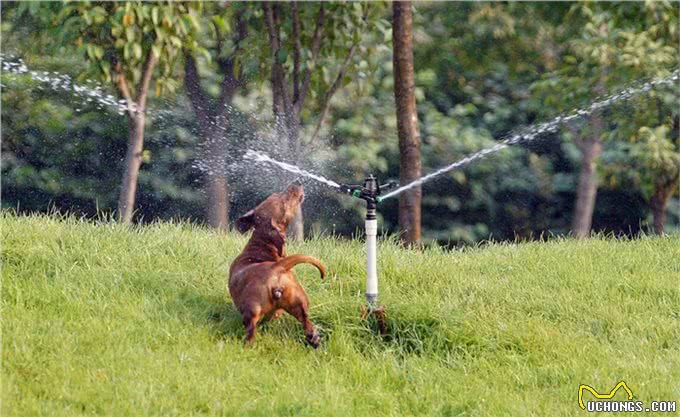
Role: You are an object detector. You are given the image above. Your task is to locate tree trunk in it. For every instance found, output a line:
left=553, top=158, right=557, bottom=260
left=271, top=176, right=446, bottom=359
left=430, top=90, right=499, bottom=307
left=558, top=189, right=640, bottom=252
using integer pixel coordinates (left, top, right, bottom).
left=117, top=113, right=145, bottom=224
left=206, top=172, right=229, bottom=230
left=184, top=54, right=236, bottom=230
left=649, top=178, right=678, bottom=235
left=392, top=1, right=422, bottom=245
left=205, top=141, right=229, bottom=230
left=204, top=116, right=230, bottom=230
left=201, top=124, right=231, bottom=230
left=275, top=115, right=304, bottom=240
left=572, top=115, right=603, bottom=239
left=114, top=51, right=157, bottom=225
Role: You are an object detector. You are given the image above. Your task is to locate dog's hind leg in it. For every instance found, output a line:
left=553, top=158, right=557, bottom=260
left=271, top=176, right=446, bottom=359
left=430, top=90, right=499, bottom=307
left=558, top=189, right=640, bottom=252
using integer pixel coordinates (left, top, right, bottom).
left=242, top=306, right=262, bottom=345
left=285, top=301, right=320, bottom=348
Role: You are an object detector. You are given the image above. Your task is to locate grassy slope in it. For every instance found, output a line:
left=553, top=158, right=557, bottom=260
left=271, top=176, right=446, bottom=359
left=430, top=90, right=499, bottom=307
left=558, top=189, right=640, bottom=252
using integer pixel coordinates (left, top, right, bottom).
left=2, top=212, right=679, bottom=416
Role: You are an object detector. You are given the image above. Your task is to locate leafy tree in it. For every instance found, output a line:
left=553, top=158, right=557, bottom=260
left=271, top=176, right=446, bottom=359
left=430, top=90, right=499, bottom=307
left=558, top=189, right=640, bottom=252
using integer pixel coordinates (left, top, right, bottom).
left=600, top=1, right=680, bottom=235
left=406, top=3, right=580, bottom=243
left=532, top=2, right=678, bottom=237
left=55, top=2, right=202, bottom=223
left=1, top=70, right=204, bottom=222
left=630, top=125, right=680, bottom=234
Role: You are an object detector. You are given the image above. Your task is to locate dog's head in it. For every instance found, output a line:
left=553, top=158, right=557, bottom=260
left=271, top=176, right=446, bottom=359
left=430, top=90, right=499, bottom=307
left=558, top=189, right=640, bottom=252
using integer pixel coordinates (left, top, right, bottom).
left=235, top=182, right=305, bottom=235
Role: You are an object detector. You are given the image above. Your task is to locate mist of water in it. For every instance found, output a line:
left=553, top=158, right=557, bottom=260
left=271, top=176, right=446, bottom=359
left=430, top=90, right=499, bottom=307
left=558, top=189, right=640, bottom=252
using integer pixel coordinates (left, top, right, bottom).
left=1, top=54, right=138, bottom=115
left=2, top=54, right=339, bottom=202
left=380, top=69, right=680, bottom=200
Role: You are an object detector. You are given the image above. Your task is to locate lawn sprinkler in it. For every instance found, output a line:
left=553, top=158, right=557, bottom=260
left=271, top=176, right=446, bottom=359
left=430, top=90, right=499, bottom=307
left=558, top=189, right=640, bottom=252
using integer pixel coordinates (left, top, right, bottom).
left=339, top=175, right=396, bottom=335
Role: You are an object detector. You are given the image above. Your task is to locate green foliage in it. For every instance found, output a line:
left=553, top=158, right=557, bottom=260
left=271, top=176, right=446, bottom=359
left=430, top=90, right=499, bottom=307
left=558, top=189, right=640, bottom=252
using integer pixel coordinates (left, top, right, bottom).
left=187, top=2, right=254, bottom=84
left=528, top=2, right=679, bottom=230
left=56, top=2, right=203, bottom=96
left=532, top=2, right=678, bottom=112
left=0, top=71, right=205, bottom=220
left=327, top=3, right=582, bottom=242
left=243, top=2, right=387, bottom=118
left=628, top=126, right=680, bottom=198
left=4, top=213, right=680, bottom=415
left=2, top=1, right=678, bottom=241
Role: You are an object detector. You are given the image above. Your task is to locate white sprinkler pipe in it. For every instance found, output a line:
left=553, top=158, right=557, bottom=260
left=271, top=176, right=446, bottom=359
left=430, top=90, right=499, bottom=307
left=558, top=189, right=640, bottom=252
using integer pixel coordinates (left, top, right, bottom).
left=365, top=218, right=378, bottom=305
left=338, top=175, right=384, bottom=307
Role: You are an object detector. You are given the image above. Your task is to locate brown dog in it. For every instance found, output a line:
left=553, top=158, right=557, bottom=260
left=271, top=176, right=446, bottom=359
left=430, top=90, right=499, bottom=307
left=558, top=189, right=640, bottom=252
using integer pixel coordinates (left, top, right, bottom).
left=229, top=183, right=326, bottom=347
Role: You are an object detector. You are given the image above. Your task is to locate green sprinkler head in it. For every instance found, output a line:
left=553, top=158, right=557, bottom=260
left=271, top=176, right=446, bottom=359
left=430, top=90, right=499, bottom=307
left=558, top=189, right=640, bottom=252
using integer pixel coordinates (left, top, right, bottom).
left=338, top=175, right=396, bottom=207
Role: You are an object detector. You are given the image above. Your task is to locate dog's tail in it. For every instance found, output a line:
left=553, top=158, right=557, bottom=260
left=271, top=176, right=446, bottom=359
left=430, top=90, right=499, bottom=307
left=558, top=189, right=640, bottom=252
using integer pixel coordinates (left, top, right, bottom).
left=272, top=287, right=284, bottom=300
left=273, top=254, right=326, bottom=279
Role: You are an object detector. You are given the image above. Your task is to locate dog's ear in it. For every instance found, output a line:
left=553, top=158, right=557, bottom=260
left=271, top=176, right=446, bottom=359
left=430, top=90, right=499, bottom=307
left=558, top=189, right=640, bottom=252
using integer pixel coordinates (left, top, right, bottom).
left=270, top=217, right=286, bottom=234
left=235, top=210, right=255, bottom=233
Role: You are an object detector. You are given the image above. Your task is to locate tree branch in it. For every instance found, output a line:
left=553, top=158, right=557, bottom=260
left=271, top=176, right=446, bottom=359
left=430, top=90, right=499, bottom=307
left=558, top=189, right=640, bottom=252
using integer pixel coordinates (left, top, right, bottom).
left=136, top=48, right=159, bottom=112
left=263, top=2, right=280, bottom=52
left=264, top=1, right=290, bottom=115
left=296, top=3, right=325, bottom=114
left=217, top=10, right=248, bottom=113
left=565, top=123, right=584, bottom=149
left=114, top=62, right=136, bottom=118
left=307, top=7, right=368, bottom=144
left=213, top=19, right=224, bottom=62
left=292, top=2, right=302, bottom=104
left=307, top=42, right=358, bottom=145
left=234, top=9, right=249, bottom=85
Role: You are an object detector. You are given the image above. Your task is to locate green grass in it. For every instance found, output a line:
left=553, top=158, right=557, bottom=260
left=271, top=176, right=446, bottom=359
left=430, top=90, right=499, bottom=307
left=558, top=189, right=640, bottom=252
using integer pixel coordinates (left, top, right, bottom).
left=2, top=212, right=680, bottom=416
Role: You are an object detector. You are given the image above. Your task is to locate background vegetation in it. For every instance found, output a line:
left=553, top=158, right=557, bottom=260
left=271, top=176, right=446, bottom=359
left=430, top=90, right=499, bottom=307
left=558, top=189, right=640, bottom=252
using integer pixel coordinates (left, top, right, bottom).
left=2, top=2, right=679, bottom=244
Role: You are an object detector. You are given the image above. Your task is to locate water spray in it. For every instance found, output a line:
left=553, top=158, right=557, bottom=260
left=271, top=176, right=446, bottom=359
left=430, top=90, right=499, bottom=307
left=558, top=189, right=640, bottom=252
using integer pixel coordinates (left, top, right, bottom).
left=339, top=175, right=396, bottom=334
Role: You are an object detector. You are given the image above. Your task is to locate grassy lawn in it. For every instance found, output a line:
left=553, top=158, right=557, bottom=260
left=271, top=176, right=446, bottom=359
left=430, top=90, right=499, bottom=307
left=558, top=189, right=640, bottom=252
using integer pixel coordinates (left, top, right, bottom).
left=2, top=212, right=679, bottom=416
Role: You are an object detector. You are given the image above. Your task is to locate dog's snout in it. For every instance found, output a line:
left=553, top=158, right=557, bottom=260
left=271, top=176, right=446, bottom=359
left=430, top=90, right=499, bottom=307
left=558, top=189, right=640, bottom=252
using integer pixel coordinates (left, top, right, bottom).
left=286, top=182, right=305, bottom=199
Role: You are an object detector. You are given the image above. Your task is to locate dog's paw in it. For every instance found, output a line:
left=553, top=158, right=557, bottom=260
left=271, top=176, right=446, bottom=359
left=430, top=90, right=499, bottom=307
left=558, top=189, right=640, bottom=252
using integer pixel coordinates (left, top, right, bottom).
left=306, top=332, right=321, bottom=349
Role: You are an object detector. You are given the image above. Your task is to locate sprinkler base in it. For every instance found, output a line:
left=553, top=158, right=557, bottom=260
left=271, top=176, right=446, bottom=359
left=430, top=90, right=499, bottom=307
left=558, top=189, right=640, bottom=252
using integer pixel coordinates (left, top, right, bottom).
left=361, top=304, right=388, bottom=336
